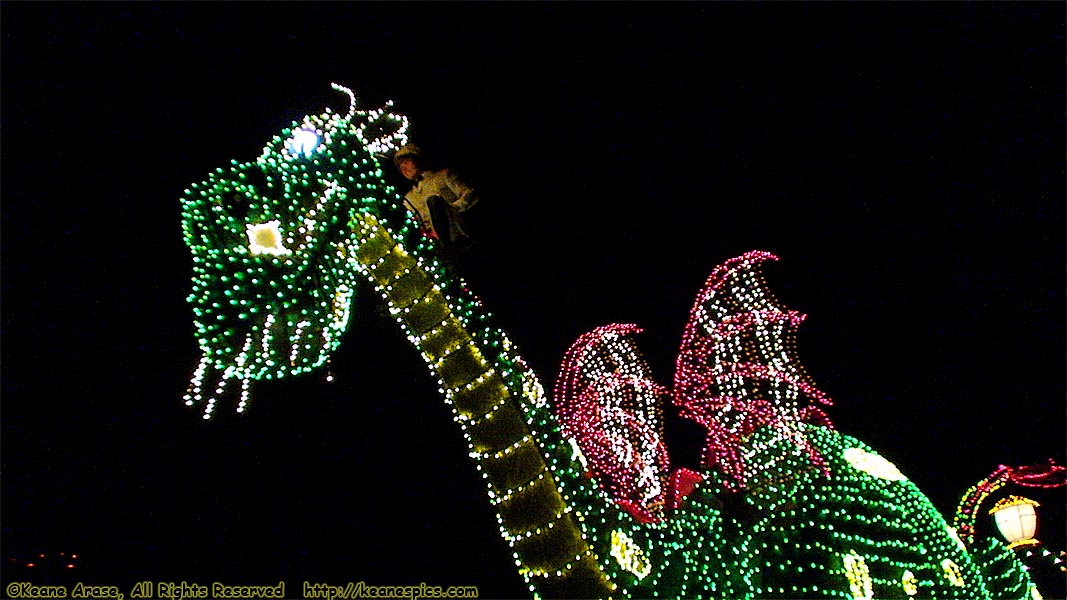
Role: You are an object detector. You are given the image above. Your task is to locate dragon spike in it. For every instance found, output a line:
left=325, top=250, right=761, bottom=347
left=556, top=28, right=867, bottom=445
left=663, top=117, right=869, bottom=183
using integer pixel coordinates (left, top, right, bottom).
left=330, top=83, right=358, bottom=119
left=325, top=82, right=409, bottom=157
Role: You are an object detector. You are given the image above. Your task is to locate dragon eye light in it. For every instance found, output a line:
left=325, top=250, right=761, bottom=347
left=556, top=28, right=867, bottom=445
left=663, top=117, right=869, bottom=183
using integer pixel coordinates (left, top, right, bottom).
left=288, top=128, right=321, bottom=158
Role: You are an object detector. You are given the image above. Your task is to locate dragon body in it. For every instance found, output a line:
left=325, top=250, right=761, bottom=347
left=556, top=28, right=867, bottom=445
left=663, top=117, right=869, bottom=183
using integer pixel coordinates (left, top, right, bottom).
left=180, top=86, right=1040, bottom=599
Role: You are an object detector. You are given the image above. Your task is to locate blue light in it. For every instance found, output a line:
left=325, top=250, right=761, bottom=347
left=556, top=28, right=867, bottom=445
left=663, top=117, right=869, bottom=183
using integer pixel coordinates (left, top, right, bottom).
left=289, top=128, right=320, bottom=158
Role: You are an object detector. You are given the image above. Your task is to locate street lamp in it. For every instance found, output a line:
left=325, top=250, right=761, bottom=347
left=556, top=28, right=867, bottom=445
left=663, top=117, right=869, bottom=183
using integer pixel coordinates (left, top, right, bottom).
left=989, top=495, right=1040, bottom=549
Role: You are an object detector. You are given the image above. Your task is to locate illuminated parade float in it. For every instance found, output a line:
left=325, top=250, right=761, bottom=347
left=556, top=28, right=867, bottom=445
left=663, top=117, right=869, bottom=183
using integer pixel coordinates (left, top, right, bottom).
left=180, top=85, right=1062, bottom=599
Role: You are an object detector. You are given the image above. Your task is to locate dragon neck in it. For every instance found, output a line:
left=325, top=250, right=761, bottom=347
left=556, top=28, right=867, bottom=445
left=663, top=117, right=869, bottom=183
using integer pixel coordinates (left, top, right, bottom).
left=349, top=212, right=616, bottom=598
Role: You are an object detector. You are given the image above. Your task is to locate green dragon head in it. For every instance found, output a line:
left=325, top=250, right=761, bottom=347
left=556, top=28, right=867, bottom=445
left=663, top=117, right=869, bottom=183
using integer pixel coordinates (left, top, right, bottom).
left=180, top=84, right=419, bottom=417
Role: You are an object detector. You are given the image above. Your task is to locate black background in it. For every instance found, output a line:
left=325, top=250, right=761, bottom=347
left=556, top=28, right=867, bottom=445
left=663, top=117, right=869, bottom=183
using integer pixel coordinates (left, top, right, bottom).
left=2, top=3, right=1064, bottom=598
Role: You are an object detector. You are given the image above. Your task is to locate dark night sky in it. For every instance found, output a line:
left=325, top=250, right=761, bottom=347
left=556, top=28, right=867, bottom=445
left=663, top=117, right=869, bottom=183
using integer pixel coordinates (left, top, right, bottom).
left=2, top=3, right=1064, bottom=598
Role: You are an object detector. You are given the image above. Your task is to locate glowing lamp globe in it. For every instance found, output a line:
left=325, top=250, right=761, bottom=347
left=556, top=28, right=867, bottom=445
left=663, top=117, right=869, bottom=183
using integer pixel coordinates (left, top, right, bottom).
left=989, top=495, right=1040, bottom=549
